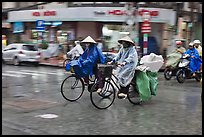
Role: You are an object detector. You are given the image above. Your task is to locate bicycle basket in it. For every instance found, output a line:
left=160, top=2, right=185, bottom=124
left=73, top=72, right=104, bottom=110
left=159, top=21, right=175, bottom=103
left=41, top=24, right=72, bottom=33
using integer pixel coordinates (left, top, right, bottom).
left=97, top=64, right=113, bottom=78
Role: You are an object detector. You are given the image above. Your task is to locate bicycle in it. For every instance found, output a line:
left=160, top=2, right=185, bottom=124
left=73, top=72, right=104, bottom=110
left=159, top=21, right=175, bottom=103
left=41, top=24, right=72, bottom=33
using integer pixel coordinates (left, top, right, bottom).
left=62, top=54, right=79, bottom=69
left=60, top=66, right=112, bottom=102
left=89, top=64, right=141, bottom=109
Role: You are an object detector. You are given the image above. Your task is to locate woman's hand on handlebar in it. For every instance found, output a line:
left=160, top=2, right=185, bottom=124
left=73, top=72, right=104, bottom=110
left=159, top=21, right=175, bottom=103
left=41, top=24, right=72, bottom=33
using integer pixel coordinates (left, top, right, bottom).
left=107, top=61, right=114, bottom=65
left=116, top=62, right=126, bottom=67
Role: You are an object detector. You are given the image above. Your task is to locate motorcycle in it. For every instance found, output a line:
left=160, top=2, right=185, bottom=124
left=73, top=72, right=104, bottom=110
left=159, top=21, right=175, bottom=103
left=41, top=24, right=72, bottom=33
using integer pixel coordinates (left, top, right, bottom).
left=176, top=54, right=202, bottom=83
left=164, top=63, right=179, bottom=80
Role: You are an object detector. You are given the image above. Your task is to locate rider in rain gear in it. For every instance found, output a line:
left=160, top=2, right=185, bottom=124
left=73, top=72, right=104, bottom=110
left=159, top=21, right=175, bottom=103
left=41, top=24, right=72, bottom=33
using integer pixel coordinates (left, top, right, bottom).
left=193, top=40, right=202, bottom=72
left=108, top=36, right=138, bottom=99
left=66, top=36, right=106, bottom=91
left=67, top=40, right=84, bottom=59
left=183, top=42, right=202, bottom=76
left=165, top=40, right=186, bottom=68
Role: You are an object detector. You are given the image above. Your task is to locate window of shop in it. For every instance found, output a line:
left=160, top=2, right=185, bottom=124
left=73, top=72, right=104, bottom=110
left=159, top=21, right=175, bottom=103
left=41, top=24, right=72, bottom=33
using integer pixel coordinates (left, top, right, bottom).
left=102, top=24, right=130, bottom=51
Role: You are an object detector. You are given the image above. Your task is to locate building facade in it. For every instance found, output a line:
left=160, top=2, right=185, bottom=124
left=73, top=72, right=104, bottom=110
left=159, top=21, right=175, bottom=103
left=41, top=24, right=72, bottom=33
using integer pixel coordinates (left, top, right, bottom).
left=3, top=2, right=202, bottom=56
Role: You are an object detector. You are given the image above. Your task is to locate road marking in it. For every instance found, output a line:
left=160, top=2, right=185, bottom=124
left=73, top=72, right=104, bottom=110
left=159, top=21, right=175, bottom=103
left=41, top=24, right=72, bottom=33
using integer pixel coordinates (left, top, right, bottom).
left=2, top=73, right=26, bottom=78
left=21, top=70, right=58, bottom=75
left=5, top=71, right=41, bottom=76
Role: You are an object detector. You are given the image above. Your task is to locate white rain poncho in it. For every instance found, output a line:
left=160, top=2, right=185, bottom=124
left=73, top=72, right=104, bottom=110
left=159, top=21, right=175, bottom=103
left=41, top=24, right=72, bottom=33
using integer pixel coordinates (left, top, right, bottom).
left=138, top=53, right=164, bottom=72
left=113, top=46, right=138, bottom=87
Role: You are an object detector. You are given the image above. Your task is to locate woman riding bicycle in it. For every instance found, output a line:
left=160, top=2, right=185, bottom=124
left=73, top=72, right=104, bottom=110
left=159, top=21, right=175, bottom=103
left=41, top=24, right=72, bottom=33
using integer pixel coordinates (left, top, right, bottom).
left=65, top=36, right=106, bottom=92
left=107, top=36, right=138, bottom=99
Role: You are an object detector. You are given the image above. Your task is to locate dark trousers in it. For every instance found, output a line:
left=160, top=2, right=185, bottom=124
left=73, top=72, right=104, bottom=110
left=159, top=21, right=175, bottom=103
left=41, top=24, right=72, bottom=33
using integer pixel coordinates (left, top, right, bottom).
left=119, top=84, right=130, bottom=94
left=84, top=70, right=105, bottom=89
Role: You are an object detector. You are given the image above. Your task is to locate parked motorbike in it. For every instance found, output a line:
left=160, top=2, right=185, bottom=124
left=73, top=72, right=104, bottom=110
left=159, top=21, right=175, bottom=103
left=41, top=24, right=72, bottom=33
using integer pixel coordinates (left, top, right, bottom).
left=176, top=54, right=202, bottom=83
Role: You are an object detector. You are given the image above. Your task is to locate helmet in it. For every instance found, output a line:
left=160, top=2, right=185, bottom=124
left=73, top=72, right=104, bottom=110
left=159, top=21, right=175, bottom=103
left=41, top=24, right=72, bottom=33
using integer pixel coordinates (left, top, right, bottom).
left=189, top=42, right=194, bottom=46
left=193, top=40, right=201, bottom=44
left=176, top=41, right=182, bottom=45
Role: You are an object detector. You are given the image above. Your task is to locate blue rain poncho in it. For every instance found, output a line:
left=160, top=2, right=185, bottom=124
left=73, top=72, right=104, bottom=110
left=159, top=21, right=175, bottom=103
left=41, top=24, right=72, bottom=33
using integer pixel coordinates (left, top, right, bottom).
left=113, top=46, right=138, bottom=87
left=66, top=44, right=106, bottom=77
left=183, top=48, right=202, bottom=73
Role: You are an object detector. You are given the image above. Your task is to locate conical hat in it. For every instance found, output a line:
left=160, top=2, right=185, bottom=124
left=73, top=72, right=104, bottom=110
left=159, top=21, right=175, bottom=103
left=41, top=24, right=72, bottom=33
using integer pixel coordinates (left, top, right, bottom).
left=81, top=36, right=96, bottom=44
left=118, top=36, right=135, bottom=45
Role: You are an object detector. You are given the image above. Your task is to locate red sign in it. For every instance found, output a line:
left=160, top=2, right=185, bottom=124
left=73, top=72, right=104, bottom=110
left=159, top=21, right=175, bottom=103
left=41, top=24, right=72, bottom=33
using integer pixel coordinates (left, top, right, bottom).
left=141, top=22, right=151, bottom=33
left=107, top=10, right=127, bottom=16
left=32, top=11, right=56, bottom=17
left=139, top=9, right=159, bottom=16
left=94, top=9, right=159, bottom=17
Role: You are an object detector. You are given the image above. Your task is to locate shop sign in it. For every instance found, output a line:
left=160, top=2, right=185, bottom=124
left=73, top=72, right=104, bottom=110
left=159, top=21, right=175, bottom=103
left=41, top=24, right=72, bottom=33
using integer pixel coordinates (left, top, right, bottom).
left=36, top=20, right=45, bottom=31
left=13, top=22, right=24, bottom=33
left=94, top=10, right=127, bottom=16
left=138, top=9, right=159, bottom=17
left=94, top=9, right=159, bottom=17
left=32, top=11, right=56, bottom=17
left=107, top=10, right=127, bottom=16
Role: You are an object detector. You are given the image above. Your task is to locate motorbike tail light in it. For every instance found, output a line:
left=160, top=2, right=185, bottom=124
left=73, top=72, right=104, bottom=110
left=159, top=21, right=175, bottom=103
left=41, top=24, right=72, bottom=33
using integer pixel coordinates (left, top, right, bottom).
left=19, top=51, right=24, bottom=54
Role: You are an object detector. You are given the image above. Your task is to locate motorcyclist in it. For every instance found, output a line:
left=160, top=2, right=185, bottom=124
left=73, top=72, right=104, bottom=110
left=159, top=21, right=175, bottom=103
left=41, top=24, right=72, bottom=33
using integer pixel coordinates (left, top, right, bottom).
left=193, top=40, right=202, bottom=72
left=193, top=40, right=202, bottom=58
left=165, top=40, right=186, bottom=68
left=183, top=42, right=202, bottom=77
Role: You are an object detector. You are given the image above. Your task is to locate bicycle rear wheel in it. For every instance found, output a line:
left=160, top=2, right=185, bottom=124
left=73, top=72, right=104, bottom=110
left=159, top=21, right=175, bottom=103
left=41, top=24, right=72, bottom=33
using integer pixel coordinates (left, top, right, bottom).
left=90, top=79, right=115, bottom=109
left=61, top=74, right=85, bottom=101
left=127, top=84, right=141, bottom=105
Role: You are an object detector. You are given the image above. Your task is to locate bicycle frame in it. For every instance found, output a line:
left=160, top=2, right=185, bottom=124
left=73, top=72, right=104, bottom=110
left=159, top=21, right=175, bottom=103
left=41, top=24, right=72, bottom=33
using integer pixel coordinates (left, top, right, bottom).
left=106, top=73, right=120, bottom=91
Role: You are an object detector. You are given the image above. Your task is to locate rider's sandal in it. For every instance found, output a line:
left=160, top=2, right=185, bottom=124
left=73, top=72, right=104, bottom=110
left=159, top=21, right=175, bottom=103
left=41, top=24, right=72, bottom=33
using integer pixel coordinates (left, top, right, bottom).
left=118, top=93, right=127, bottom=99
left=96, top=88, right=102, bottom=93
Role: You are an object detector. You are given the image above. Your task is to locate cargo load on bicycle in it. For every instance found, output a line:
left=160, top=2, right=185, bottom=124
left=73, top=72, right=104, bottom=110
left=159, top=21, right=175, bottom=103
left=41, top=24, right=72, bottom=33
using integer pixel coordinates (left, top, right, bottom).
left=135, top=53, right=164, bottom=102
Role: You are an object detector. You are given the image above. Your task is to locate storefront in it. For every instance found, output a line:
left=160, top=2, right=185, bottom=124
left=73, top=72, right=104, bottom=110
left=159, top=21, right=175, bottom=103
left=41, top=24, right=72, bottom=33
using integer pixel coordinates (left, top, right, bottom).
left=8, top=7, right=176, bottom=53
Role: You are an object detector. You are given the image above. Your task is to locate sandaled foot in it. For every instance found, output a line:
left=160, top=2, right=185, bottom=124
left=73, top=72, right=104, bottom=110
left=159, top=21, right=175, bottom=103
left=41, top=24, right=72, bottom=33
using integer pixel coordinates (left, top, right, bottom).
left=118, top=93, right=127, bottom=99
left=96, top=88, right=102, bottom=93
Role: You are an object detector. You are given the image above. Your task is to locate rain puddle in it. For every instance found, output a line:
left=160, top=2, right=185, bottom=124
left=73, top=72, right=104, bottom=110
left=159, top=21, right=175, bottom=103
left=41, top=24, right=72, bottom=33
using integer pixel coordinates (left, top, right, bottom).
left=35, top=114, right=58, bottom=119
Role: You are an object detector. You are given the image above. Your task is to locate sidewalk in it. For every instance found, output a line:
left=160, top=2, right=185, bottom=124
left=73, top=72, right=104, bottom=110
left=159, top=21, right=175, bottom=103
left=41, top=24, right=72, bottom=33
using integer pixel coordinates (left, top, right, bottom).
left=39, top=56, right=64, bottom=68
left=39, top=56, right=165, bottom=71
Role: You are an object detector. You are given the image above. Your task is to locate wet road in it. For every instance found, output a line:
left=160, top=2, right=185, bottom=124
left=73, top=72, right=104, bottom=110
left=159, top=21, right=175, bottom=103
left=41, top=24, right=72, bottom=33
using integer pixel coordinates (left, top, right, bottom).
left=2, top=64, right=202, bottom=135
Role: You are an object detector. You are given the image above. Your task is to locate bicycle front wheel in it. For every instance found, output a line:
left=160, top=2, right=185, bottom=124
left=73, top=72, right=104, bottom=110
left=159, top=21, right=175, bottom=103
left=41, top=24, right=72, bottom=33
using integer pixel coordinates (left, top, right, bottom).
left=90, top=79, right=115, bottom=109
left=63, top=59, right=71, bottom=69
left=61, top=74, right=85, bottom=101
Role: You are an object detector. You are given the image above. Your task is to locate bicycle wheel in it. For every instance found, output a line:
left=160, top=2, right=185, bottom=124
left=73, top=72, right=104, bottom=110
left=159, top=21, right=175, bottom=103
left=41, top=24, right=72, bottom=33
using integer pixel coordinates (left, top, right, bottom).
left=127, top=84, right=141, bottom=105
left=61, top=74, right=85, bottom=101
left=90, top=79, right=115, bottom=109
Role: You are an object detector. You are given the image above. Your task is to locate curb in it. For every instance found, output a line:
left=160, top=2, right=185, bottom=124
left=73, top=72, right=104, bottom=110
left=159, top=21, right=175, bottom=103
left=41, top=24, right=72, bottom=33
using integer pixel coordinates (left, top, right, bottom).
left=39, top=63, right=63, bottom=68
left=39, top=63, right=165, bottom=72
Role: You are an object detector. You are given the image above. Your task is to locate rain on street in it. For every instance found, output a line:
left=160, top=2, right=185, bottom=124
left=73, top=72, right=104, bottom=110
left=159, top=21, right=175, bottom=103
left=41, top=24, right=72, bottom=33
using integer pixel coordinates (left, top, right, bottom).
left=2, top=64, right=202, bottom=135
